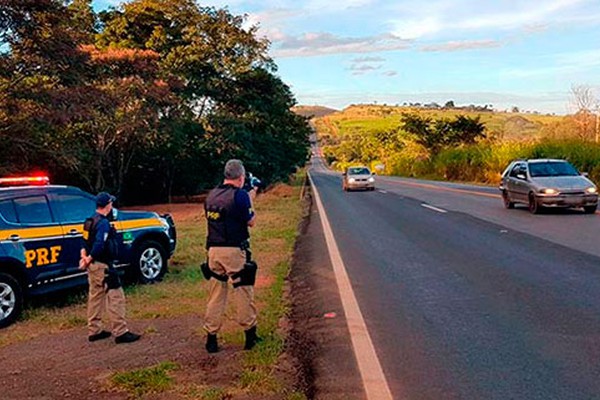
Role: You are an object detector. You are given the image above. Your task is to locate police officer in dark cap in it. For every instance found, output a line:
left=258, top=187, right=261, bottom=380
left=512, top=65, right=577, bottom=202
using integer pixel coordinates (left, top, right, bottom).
left=79, top=192, right=140, bottom=344
left=202, top=159, right=260, bottom=353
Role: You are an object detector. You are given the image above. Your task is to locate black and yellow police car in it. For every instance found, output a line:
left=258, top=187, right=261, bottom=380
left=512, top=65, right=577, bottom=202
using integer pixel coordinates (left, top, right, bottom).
left=0, top=176, right=176, bottom=328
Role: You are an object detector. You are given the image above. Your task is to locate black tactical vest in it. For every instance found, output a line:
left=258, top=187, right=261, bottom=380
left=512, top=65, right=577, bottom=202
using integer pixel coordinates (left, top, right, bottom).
left=205, top=184, right=250, bottom=248
left=83, top=213, right=119, bottom=264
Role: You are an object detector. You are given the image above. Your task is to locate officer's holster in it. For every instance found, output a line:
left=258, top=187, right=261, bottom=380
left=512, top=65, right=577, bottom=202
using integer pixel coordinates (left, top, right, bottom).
left=201, top=260, right=228, bottom=282
left=231, top=246, right=258, bottom=288
left=103, top=266, right=123, bottom=292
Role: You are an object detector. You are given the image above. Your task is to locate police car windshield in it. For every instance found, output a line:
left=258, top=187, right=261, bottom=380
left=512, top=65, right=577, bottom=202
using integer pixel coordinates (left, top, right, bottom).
left=348, top=168, right=370, bottom=175
left=529, top=162, right=579, bottom=177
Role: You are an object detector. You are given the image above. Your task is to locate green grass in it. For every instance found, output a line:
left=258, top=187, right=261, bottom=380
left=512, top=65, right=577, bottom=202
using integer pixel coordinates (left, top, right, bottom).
left=285, top=393, right=308, bottom=400
left=198, top=387, right=231, bottom=400
left=111, top=361, right=179, bottom=398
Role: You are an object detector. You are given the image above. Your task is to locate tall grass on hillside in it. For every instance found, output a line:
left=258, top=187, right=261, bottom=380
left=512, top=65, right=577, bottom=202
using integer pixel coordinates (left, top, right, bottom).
left=431, top=141, right=600, bottom=184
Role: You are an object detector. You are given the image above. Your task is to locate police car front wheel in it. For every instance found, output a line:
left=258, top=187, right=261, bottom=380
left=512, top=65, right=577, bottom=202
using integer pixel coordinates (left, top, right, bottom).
left=0, top=273, right=23, bottom=329
left=135, top=241, right=167, bottom=283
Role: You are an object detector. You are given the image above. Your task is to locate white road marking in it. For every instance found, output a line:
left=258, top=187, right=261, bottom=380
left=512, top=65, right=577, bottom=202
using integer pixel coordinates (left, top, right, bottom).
left=308, top=171, right=395, bottom=400
left=377, top=189, right=388, bottom=194
left=421, top=204, right=448, bottom=214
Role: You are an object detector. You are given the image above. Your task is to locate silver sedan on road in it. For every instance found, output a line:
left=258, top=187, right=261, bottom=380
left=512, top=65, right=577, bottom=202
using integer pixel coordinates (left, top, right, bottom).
left=499, top=159, right=598, bottom=214
left=342, top=166, right=376, bottom=191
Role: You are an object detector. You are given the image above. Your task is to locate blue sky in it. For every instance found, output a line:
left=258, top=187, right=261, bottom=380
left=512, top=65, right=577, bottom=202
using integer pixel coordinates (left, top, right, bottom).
left=94, top=0, right=600, bottom=114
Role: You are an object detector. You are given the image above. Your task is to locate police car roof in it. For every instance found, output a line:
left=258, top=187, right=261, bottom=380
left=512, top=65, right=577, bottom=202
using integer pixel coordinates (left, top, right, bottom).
left=0, top=184, right=69, bottom=192
left=527, top=159, right=568, bottom=163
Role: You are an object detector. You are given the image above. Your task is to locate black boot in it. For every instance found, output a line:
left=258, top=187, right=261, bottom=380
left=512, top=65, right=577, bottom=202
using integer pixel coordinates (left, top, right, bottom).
left=244, top=326, right=261, bottom=350
left=206, top=333, right=219, bottom=353
left=115, top=331, right=141, bottom=344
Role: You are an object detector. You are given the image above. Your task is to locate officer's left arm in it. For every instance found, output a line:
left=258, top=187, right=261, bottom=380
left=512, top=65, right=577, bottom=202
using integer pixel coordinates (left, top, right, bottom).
left=235, top=190, right=256, bottom=227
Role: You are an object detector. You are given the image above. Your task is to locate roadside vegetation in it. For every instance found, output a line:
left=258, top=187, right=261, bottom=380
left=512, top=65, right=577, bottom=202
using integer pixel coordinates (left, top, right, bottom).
left=0, top=0, right=310, bottom=204
left=111, top=361, right=179, bottom=398
left=318, top=104, right=600, bottom=184
left=0, top=174, right=308, bottom=399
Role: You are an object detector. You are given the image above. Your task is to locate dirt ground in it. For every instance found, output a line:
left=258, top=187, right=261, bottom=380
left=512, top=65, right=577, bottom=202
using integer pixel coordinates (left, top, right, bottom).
left=2, top=315, right=229, bottom=399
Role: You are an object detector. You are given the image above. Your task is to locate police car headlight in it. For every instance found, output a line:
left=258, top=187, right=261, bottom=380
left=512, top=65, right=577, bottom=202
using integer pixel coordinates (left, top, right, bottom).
left=586, top=187, right=597, bottom=194
left=348, top=178, right=356, bottom=183
left=159, top=217, right=170, bottom=230
left=368, top=177, right=375, bottom=183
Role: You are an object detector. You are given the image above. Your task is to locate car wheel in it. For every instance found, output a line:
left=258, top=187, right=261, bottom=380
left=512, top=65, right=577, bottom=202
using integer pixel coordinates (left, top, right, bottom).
left=584, top=205, right=597, bottom=214
left=0, top=273, right=23, bottom=329
left=134, top=240, right=167, bottom=284
left=528, top=193, right=541, bottom=214
left=502, top=190, right=515, bottom=209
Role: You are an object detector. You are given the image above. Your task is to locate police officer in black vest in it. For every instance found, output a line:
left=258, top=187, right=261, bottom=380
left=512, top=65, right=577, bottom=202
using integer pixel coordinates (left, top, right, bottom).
left=202, top=159, right=259, bottom=353
left=80, top=192, right=140, bottom=344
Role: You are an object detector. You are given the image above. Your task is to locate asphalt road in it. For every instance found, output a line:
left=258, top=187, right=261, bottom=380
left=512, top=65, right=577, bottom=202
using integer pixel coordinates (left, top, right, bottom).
left=310, top=156, right=600, bottom=400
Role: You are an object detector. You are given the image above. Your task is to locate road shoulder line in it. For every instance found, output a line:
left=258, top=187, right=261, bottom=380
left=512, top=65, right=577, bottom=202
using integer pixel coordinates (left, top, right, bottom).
left=308, top=171, right=394, bottom=400
left=421, top=204, right=448, bottom=213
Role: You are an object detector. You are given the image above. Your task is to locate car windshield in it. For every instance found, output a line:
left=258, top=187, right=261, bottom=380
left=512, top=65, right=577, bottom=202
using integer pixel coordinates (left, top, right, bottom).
left=529, top=162, right=579, bottom=177
left=348, top=167, right=370, bottom=175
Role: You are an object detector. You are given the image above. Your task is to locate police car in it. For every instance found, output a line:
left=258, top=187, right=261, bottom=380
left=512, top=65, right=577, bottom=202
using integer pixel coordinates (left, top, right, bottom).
left=0, top=176, right=177, bottom=328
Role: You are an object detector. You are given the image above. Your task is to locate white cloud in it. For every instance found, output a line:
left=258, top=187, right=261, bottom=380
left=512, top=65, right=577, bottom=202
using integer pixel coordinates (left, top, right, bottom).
left=272, top=33, right=411, bottom=58
left=457, top=0, right=589, bottom=31
left=349, top=64, right=382, bottom=71
left=393, top=17, right=444, bottom=40
left=420, top=39, right=503, bottom=52
left=352, top=56, right=386, bottom=63
left=305, top=0, right=377, bottom=12
left=390, top=0, right=593, bottom=39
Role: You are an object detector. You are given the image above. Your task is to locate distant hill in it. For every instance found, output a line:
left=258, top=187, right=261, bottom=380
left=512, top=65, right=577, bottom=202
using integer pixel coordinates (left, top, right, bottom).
left=316, top=104, right=561, bottom=142
left=292, top=105, right=338, bottom=118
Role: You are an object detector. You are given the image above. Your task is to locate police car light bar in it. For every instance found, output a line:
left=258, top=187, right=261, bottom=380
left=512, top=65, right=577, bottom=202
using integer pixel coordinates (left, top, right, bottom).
left=0, top=176, right=50, bottom=186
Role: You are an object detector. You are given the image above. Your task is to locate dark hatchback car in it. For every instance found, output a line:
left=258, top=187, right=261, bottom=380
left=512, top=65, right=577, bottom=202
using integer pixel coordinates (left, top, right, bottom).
left=499, top=159, right=598, bottom=214
left=0, top=176, right=176, bottom=328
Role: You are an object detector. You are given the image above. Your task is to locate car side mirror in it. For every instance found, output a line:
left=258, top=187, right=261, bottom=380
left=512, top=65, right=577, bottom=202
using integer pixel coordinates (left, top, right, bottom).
left=342, top=172, right=346, bottom=176
left=582, top=172, right=590, bottom=178
left=516, top=173, right=527, bottom=180
left=372, top=172, right=376, bottom=176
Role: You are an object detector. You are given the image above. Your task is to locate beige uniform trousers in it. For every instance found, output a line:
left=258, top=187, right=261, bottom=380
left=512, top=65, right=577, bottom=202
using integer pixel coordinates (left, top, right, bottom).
left=203, top=247, right=257, bottom=334
left=87, top=262, right=128, bottom=337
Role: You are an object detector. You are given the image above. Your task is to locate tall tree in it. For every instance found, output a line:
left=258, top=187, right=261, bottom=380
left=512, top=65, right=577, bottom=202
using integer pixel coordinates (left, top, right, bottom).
left=0, top=0, right=89, bottom=176
left=401, top=113, right=486, bottom=155
left=67, top=0, right=98, bottom=44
